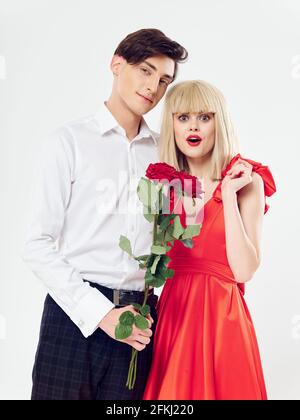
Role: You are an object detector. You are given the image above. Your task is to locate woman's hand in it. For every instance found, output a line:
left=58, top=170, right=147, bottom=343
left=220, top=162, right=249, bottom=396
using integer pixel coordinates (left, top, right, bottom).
left=221, top=158, right=253, bottom=194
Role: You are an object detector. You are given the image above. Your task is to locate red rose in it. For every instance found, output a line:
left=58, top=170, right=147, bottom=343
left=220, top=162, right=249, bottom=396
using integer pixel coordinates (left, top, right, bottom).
left=146, top=163, right=178, bottom=183
left=145, top=163, right=204, bottom=203
left=178, top=171, right=204, bottom=199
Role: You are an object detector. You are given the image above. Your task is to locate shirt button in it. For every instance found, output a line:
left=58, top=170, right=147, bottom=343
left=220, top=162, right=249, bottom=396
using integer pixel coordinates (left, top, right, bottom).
left=78, top=320, right=84, bottom=327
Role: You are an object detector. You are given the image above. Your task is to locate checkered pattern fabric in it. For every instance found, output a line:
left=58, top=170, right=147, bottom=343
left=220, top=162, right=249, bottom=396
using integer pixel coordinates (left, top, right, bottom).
left=31, top=286, right=157, bottom=400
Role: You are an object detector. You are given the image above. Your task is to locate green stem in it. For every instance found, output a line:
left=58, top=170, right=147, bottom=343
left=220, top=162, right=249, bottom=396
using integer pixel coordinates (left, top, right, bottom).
left=126, top=349, right=136, bottom=388
left=143, top=285, right=149, bottom=307
left=126, top=349, right=138, bottom=390
left=153, top=214, right=158, bottom=244
left=126, top=215, right=159, bottom=390
left=132, top=350, right=138, bottom=390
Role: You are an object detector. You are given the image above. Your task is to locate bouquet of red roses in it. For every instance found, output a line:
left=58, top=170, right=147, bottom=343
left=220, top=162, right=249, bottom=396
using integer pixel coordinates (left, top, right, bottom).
left=116, top=163, right=204, bottom=389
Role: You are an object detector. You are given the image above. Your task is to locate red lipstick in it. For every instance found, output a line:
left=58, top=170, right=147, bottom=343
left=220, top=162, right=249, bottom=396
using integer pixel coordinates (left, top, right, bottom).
left=186, top=135, right=203, bottom=147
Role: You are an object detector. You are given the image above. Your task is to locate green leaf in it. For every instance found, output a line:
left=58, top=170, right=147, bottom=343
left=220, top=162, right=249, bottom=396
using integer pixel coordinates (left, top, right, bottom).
left=151, top=275, right=166, bottom=288
left=181, top=224, right=201, bottom=240
left=134, top=254, right=149, bottom=262
left=132, top=303, right=142, bottom=312
left=166, top=225, right=175, bottom=239
left=145, top=269, right=166, bottom=288
left=134, top=314, right=149, bottom=330
left=165, top=268, right=175, bottom=278
left=157, top=214, right=164, bottom=225
left=145, top=268, right=155, bottom=283
left=150, top=255, right=161, bottom=274
left=157, top=263, right=174, bottom=278
left=156, top=256, right=171, bottom=276
left=169, top=240, right=175, bottom=246
left=146, top=255, right=156, bottom=269
left=137, top=178, right=159, bottom=213
left=119, top=235, right=133, bottom=257
left=155, top=231, right=164, bottom=244
left=140, top=305, right=150, bottom=317
left=151, top=245, right=167, bottom=255
left=119, top=311, right=135, bottom=326
left=160, top=255, right=171, bottom=265
left=143, top=211, right=155, bottom=223
left=164, top=227, right=175, bottom=246
left=159, top=214, right=176, bottom=232
left=181, top=238, right=193, bottom=248
left=145, top=274, right=156, bottom=286
left=137, top=178, right=151, bottom=205
left=115, top=324, right=133, bottom=340
left=171, top=216, right=185, bottom=239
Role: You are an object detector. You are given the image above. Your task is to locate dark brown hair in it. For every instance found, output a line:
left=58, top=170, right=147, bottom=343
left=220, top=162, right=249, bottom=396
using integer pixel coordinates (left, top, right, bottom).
left=114, top=28, right=188, bottom=80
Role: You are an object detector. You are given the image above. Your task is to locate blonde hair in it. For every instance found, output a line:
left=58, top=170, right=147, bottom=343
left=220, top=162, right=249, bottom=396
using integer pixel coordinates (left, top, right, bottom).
left=159, top=80, right=239, bottom=180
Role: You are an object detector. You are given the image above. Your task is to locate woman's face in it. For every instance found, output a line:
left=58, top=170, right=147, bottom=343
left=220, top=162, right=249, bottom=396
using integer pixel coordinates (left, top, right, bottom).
left=173, top=112, right=215, bottom=160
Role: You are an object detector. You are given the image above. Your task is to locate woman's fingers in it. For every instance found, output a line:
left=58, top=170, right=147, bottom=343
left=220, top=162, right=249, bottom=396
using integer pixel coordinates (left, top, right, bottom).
left=229, top=158, right=252, bottom=169
left=226, top=165, right=244, bottom=177
left=227, top=161, right=252, bottom=177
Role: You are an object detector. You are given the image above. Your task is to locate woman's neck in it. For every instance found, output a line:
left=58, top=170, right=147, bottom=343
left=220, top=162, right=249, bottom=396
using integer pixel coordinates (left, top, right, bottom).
left=186, top=155, right=213, bottom=180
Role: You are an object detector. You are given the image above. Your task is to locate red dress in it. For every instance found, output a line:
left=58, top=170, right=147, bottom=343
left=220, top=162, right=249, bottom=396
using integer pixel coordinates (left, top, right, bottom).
left=143, top=154, right=277, bottom=400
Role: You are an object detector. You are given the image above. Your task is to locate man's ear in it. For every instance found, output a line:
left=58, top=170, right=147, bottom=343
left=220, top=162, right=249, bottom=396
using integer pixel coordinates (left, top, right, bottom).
left=110, top=55, right=125, bottom=76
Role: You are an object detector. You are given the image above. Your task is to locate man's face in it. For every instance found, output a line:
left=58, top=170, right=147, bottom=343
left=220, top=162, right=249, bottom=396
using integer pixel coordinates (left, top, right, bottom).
left=111, top=55, right=175, bottom=116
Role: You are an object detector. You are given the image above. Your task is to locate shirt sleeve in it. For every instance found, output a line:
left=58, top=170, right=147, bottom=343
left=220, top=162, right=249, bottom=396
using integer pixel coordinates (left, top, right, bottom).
left=22, top=128, right=115, bottom=338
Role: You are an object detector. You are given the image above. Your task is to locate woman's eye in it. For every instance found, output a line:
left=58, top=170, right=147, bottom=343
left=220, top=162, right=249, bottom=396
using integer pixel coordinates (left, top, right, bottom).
left=178, top=115, right=189, bottom=121
left=199, top=114, right=210, bottom=121
left=160, top=80, right=169, bottom=86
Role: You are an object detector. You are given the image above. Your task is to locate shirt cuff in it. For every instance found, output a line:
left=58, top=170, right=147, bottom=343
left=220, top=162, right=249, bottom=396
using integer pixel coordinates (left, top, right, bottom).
left=70, top=287, right=115, bottom=338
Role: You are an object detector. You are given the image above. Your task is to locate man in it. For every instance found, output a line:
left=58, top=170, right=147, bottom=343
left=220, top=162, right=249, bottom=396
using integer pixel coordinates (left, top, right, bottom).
left=22, top=28, right=188, bottom=400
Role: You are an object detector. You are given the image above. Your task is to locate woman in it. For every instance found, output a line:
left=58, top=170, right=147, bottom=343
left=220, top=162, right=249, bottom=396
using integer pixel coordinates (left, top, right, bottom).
left=143, top=80, right=276, bottom=400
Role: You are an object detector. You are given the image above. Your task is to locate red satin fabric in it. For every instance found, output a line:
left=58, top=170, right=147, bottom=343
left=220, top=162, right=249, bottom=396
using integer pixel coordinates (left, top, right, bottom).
left=143, top=155, right=276, bottom=400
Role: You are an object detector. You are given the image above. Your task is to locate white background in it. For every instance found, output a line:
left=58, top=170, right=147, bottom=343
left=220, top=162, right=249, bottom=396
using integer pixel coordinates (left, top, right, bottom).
left=0, top=0, right=299, bottom=400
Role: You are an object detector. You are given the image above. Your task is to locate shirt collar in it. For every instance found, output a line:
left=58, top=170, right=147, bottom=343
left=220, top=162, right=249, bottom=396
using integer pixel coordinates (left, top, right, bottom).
left=95, top=102, right=158, bottom=145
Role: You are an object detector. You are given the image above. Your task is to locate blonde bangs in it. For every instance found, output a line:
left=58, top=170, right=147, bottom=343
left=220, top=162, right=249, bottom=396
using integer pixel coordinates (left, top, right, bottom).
left=167, top=80, right=219, bottom=115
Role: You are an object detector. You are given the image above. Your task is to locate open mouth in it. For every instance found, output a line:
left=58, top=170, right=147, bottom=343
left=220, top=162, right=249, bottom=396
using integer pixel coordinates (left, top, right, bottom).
left=186, top=136, right=203, bottom=147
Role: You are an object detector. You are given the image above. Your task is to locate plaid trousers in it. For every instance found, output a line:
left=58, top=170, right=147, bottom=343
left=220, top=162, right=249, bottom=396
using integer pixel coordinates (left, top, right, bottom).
left=31, top=285, right=158, bottom=400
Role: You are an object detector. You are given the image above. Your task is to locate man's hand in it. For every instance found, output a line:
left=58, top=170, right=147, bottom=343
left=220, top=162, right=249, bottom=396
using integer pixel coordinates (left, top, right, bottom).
left=98, top=305, right=154, bottom=351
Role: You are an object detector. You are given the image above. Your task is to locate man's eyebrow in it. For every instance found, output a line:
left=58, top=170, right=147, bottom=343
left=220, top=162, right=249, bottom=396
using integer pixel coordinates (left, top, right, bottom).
left=143, top=60, right=174, bottom=81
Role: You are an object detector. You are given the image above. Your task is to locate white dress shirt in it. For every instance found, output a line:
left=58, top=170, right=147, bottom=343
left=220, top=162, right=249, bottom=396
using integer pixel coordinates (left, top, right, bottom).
left=22, top=102, right=159, bottom=338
